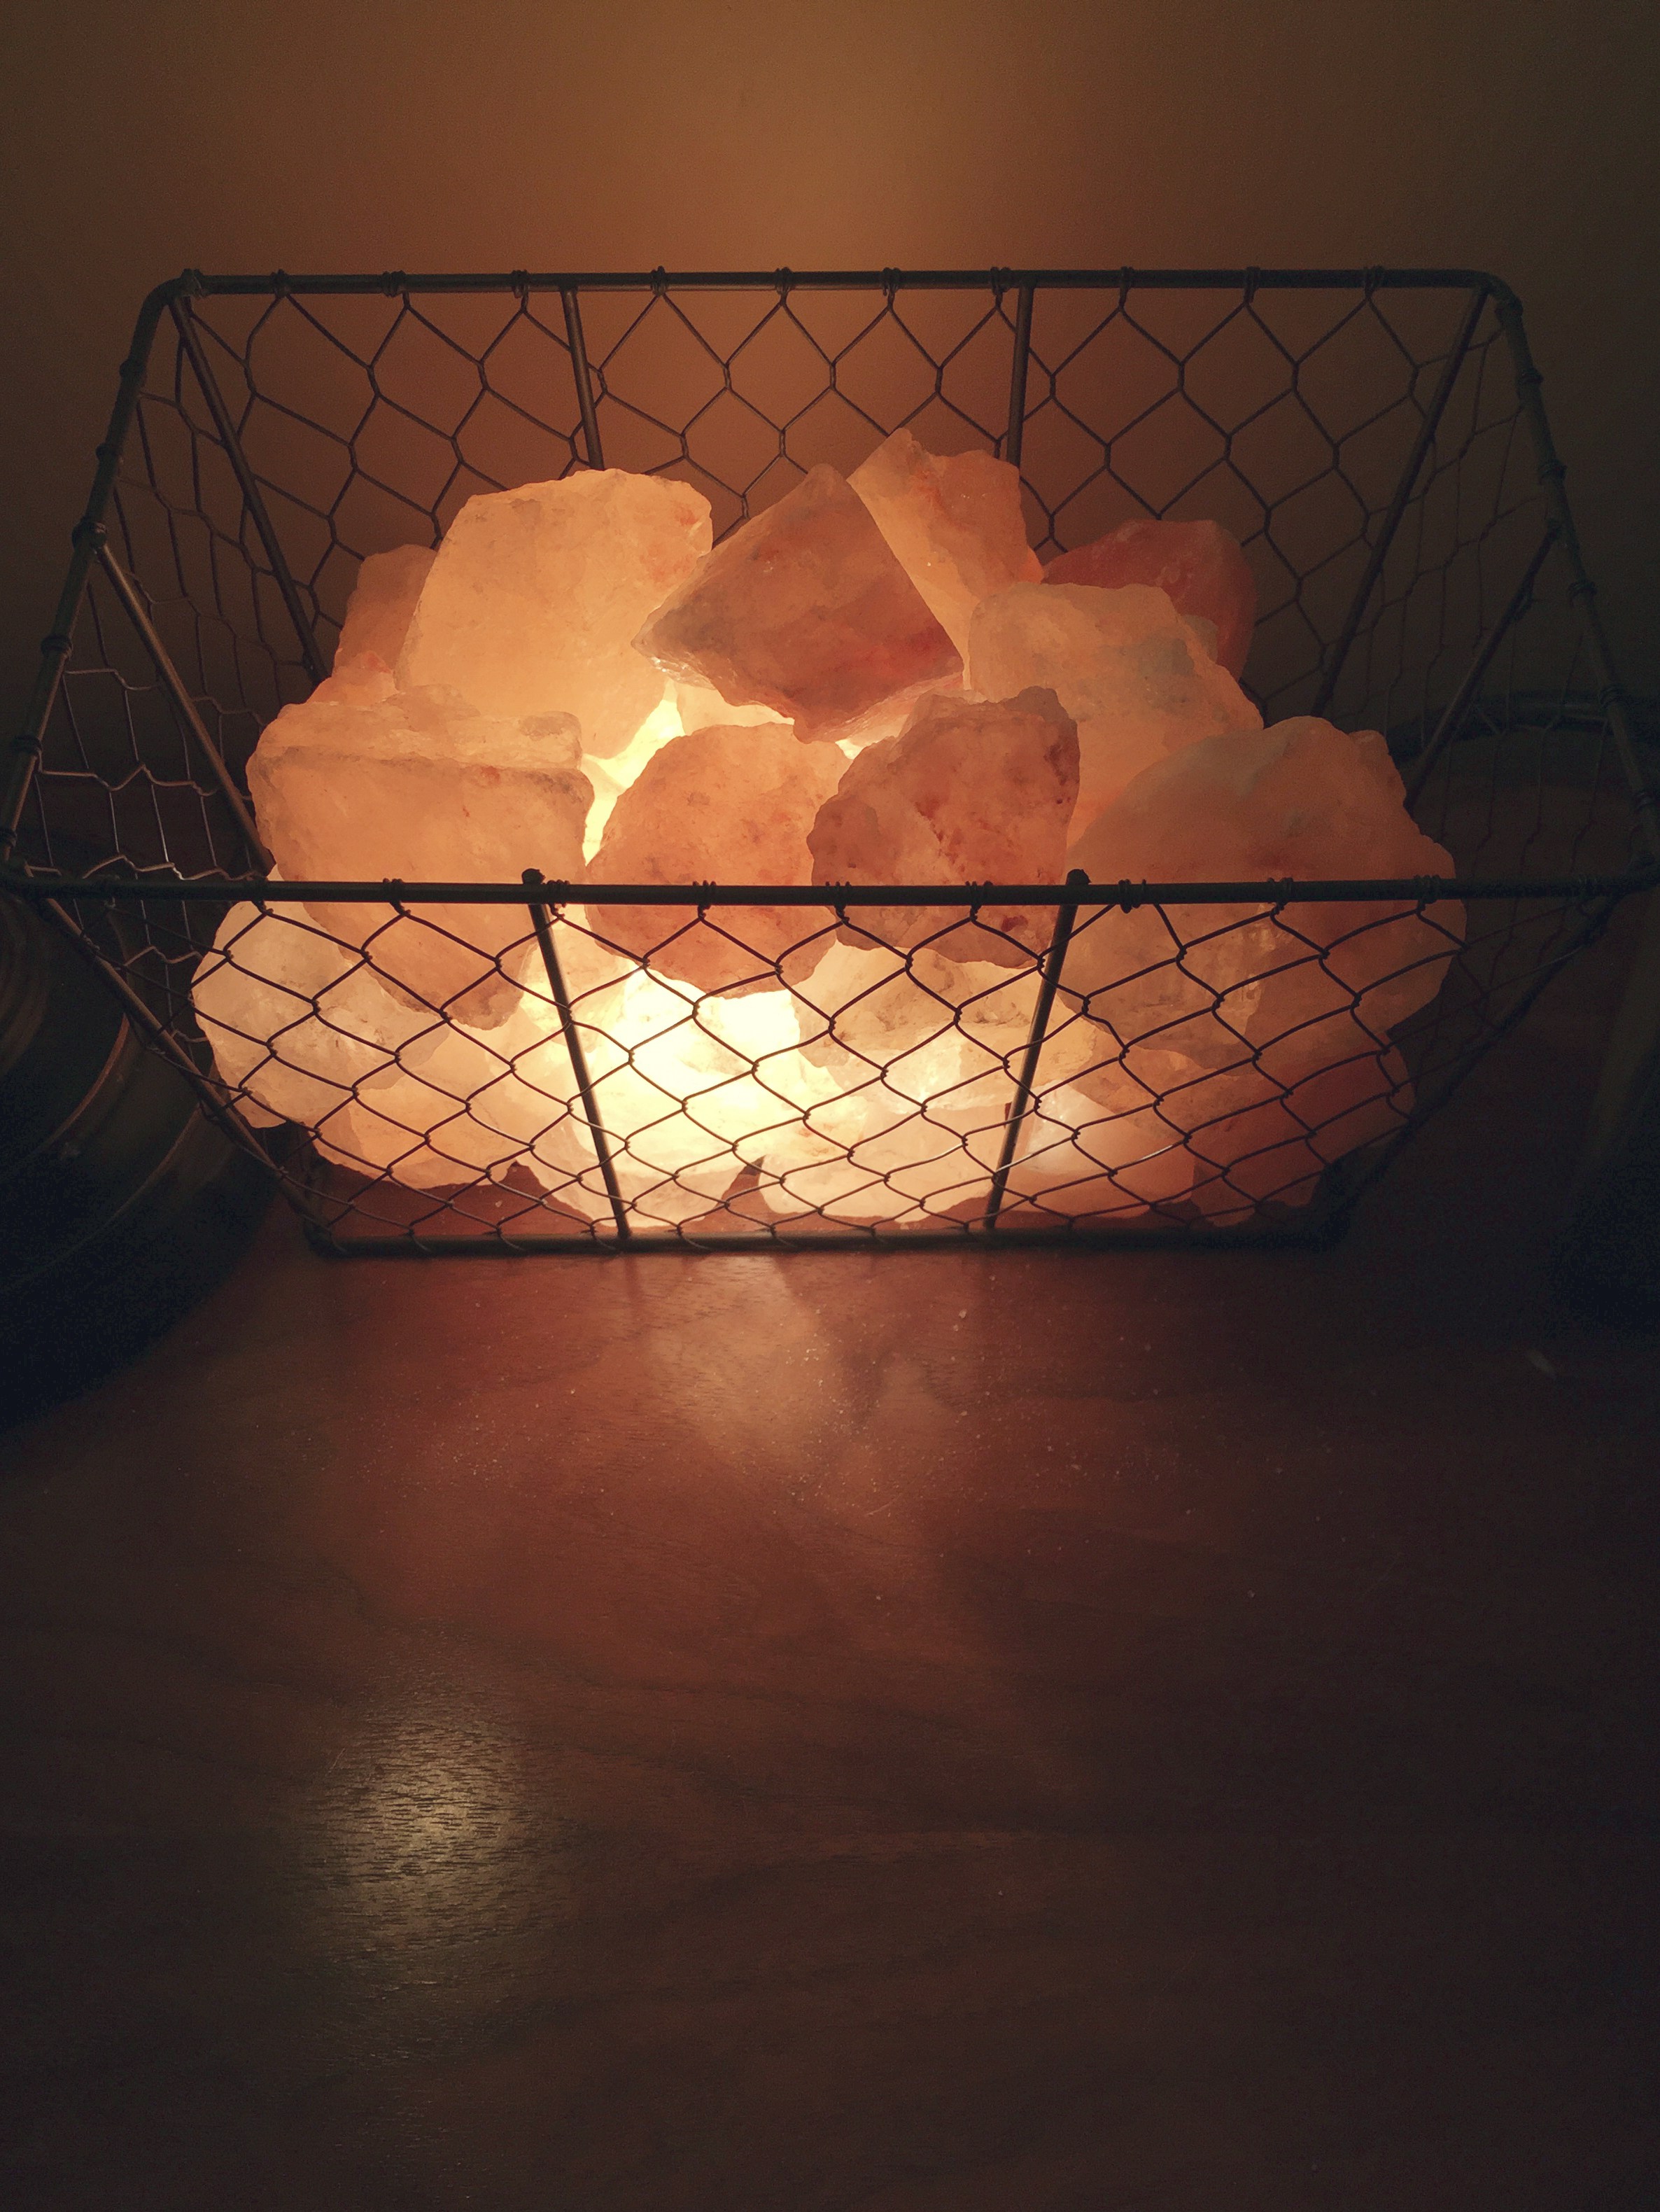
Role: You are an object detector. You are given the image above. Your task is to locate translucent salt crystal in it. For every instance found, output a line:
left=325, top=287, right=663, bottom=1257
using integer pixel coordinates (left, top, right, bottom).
left=248, top=681, right=590, bottom=1028
left=306, top=955, right=830, bottom=1224
left=850, top=428, right=1041, bottom=659
left=1046, top=518, right=1258, bottom=679
left=192, top=901, right=432, bottom=1126
left=580, top=693, right=684, bottom=862
left=831, top=673, right=969, bottom=755
left=968, top=581, right=1261, bottom=834
left=518, top=974, right=837, bottom=1227
left=1054, top=718, right=1456, bottom=1218
left=1181, top=1044, right=1414, bottom=1222
left=635, top=463, right=960, bottom=743
left=1064, top=716, right=1463, bottom=1065
left=589, top=722, right=843, bottom=997
left=398, top=470, right=712, bottom=757
left=751, top=942, right=1043, bottom=1224
left=807, top=686, right=1078, bottom=967
left=997, top=1081, right=1196, bottom=1222
left=313, top=1000, right=558, bottom=1191
left=674, top=679, right=788, bottom=734
left=334, top=543, right=436, bottom=670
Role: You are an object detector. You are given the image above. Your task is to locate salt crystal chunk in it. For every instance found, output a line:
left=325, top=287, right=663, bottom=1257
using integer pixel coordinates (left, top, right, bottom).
left=192, top=901, right=430, bottom=1125
left=1045, top=518, right=1258, bottom=679
left=517, top=974, right=836, bottom=1225
left=674, top=680, right=788, bottom=734
left=1063, top=715, right=1463, bottom=1072
left=399, top=471, right=712, bottom=756
left=589, top=723, right=844, bottom=996
left=334, top=544, right=436, bottom=670
left=1182, top=1044, right=1414, bottom=1222
left=807, top=686, right=1078, bottom=966
left=850, top=428, right=1041, bottom=659
left=248, top=682, right=590, bottom=1026
left=579, top=694, right=684, bottom=862
left=312, top=976, right=612, bottom=1200
left=968, top=581, right=1261, bottom=833
left=998, top=1084, right=1196, bottom=1222
left=831, top=673, right=969, bottom=755
left=635, top=464, right=960, bottom=743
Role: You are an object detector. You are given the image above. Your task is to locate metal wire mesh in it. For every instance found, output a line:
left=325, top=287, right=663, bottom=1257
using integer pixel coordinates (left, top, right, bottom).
left=3, top=267, right=1654, bottom=1250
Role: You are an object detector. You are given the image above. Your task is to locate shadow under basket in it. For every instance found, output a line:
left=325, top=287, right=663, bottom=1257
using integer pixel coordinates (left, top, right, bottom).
left=3, top=265, right=1656, bottom=1253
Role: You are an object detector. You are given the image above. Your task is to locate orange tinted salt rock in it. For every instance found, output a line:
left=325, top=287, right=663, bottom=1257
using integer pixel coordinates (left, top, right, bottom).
left=588, top=722, right=843, bottom=997
left=399, top=471, right=712, bottom=756
left=1063, top=716, right=1463, bottom=1070
left=967, top=581, right=1260, bottom=834
left=334, top=544, right=436, bottom=670
left=248, top=682, right=591, bottom=1027
left=850, top=428, right=1041, bottom=659
left=1045, top=518, right=1258, bottom=680
left=635, top=464, right=960, bottom=743
left=808, top=686, right=1079, bottom=967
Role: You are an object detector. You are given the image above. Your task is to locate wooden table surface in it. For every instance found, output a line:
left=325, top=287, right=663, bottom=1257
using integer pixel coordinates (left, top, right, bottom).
left=3, top=922, right=1657, bottom=2210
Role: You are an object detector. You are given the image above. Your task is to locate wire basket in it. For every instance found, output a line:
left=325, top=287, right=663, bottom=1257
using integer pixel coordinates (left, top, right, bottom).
left=3, top=266, right=1654, bottom=1251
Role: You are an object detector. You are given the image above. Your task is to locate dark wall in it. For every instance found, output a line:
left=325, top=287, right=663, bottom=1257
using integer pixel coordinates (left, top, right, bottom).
left=3, top=0, right=1656, bottom=726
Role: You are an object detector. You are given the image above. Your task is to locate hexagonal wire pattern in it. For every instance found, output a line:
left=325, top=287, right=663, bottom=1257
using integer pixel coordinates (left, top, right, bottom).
left=3, top=267, right=1654, bottom=1249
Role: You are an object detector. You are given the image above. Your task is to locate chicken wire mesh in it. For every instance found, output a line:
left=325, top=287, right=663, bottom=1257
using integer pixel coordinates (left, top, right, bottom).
left=2, top=265, right=1654, bottom=1250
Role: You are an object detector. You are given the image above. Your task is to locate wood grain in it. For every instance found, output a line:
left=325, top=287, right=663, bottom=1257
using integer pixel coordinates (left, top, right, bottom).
left=2, top=910, right=1657, bottom=2210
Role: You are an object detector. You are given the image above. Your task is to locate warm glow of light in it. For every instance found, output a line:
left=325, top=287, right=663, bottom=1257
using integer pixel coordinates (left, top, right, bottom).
left=199, top=451, right=1463, bottom=1230
left=581, top=691, right=684, bottom=861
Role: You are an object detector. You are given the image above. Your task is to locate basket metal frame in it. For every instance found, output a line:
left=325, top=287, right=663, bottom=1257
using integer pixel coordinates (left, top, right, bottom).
left=3, top=266, right=1655, bottom=1255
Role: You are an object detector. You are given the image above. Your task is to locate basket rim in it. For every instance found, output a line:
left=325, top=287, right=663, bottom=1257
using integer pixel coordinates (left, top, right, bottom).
left=151, top=262, right=1524, bottom=302
left=7, top=862, right=1655, bottom=909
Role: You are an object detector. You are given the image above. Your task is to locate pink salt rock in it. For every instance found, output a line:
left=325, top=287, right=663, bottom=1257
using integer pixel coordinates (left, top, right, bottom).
left=334, top=543, right=436, bottom=670
left=513, top=972, right=832, bottom=1226
left=588, top=723, right=844, bottom=997
left=673, top=680, right=788, bottom=734
left=248, top=682, right=591, bottom=1026
left=1045, top=517, right=1258, bottom=680
left=635, top=464, right=961, bottom=743
left=747, top=1064, right=1015, bottom=1226
left=309, top=968, right=830, bottom=1224
left=967, top=581, right=1261, bottom=834
left=1181, top=1043, right=1414, bottom=1222
left=399, top=470, right=712, bottom=756
left=1063, top=716, right=1463, bottom=1070
left=311, top=1004, right=554, bottom=1192
left=808, top=686, right=1079, bottom=967
left=192, top=899, right=429, bottom=1127
left=998, top=1086, right=1195, bottom=1223
left=850, top=428, right=1041, bottom=659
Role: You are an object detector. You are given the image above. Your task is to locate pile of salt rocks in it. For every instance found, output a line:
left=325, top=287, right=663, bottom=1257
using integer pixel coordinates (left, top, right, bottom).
left=193, top=430, right=1463, bottom=1228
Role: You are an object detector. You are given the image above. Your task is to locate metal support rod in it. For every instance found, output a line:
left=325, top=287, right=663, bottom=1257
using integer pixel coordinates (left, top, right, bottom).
left=561, top=288, right=605, bottom=470
left=522, top=869, right=630, bottom=1240
left=169, top=298, right=328, bottom=682
left=1403, top=527, right=1557, bottom=811
left=96, top=545, right=274, bottom=872
left=1004, top=281, right=1036, bottom=468
left=1311, top=283, right=1489, bottom=718
left=1494, top=290, right=1660, bottom=864
left=0, top=287, right=178, bottom=858
left=984, top=869, right=1088, bottom=1227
